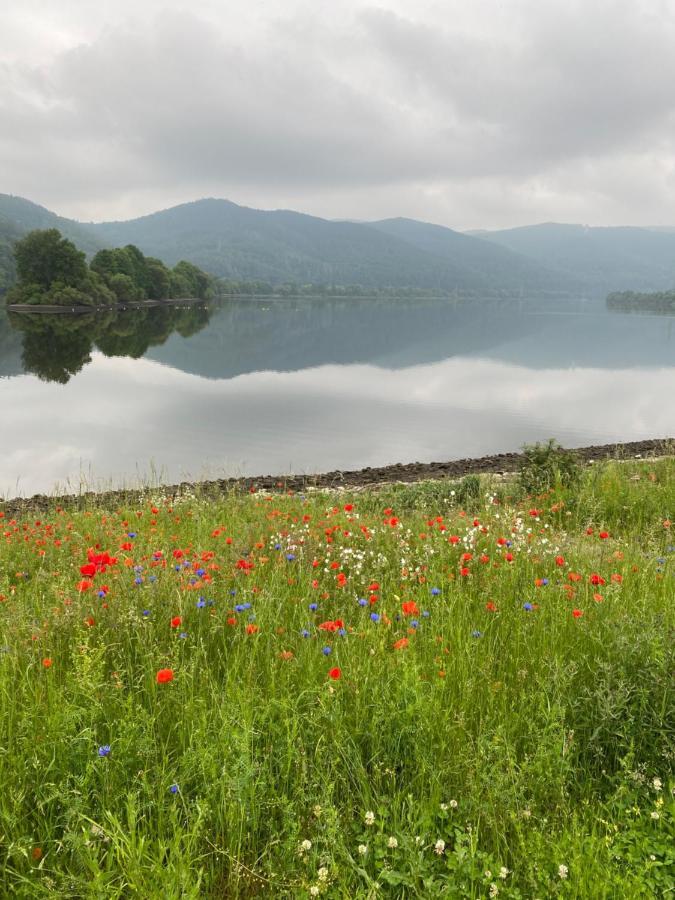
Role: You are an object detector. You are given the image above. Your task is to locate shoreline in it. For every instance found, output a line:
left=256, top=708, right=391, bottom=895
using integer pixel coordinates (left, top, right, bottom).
left=5, top=297, right=206, bottom=314
left=1, top=437, right=672, bottom=515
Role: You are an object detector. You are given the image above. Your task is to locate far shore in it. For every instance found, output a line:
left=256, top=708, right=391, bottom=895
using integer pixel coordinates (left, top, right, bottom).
left=6, top=297, right=206, bottom=314
left=1, top=437, right=672, bottom=515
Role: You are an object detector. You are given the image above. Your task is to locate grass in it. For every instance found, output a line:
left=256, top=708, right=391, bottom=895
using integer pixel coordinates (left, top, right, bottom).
left=0, top=459, right=673, bottom=898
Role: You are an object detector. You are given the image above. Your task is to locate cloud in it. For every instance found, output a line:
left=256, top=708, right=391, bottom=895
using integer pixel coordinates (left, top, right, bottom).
left=1, top=0, right=674, bottom=226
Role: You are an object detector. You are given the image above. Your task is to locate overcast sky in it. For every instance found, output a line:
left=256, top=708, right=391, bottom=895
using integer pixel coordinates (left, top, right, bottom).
left=2, top=0, right=675, bottom=228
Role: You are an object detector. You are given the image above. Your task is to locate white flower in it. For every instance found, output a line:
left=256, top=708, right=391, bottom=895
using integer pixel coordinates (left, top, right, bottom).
left=558, top=864, right=569, bottom=879
left=434, top=839, right=445, bottom=855
left=489, top=884, right=499, bottom=898
left=317, top=867, right=328, bottom=881
left=651, top=811, right=660, bottom=820
left=300, top=839, right=312, bottom=853
left=499, top=866, right=510, bottom=879
left=652, top=777, right=662, bottom=792
left=309, top=886, right=320, bottom=897
left=364, top=811, right=375, bottom=826
left=357, top=844, right=368, bottom=856
left=313, top=804, right=323, bottom=817
left=387, top=836, right=398, bottom=849
left=440, top=803, right=448, bottom=811
left=484, top=870, right=492, bottom=879
left=449, top=799, right=458, bottom=809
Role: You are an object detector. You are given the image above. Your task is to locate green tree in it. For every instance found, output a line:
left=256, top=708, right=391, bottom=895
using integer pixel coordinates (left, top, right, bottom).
left=13, top=229, right=87, bottom=290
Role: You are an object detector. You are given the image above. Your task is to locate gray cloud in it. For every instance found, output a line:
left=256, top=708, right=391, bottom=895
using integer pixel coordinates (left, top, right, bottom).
left=1, top=0, right=674, bottom=227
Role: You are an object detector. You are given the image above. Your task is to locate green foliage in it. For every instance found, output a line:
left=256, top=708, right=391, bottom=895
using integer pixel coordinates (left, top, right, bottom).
left=13, top=228, right=87, bottom=290
left=6, top=229, right=213, bottom=308
left=518, top=438, right=581, bottom=495
left=0, top=460, right=672, bottom=896
left=607, top=290, right=675, bottom=314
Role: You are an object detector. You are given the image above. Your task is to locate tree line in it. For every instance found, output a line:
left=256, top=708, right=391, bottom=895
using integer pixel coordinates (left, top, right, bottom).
left=5, top=228, right=214, bottom=307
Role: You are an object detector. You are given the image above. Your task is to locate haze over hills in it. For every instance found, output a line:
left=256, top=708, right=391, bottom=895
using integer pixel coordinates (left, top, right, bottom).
left=2, top=193, right=675, bottom=297
left=87, top=198, right=567, bottom=294
left=469, top=223, right=675, bottom=293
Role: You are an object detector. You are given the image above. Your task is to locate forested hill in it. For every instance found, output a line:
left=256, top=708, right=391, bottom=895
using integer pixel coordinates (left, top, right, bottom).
left=469, top=223, right=675, bottom=293
left=87, top=199, right=570, bottom=294
left=3, top=193, right=675, bottom=296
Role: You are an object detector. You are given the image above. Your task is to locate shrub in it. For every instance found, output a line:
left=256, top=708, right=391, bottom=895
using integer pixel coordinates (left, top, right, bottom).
left=518, top=438, right=580, bottom=495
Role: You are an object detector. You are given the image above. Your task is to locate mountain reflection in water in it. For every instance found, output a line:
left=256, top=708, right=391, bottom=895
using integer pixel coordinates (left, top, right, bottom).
left=0, top=295, right=673, bottom=496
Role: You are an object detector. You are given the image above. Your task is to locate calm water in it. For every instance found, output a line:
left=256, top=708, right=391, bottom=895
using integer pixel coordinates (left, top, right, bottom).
left=1, top=296, right=674, bottom=497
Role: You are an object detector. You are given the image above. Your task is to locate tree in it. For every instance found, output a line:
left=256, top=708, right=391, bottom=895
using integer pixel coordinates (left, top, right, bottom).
left=13, top=229, right=87, bottom=290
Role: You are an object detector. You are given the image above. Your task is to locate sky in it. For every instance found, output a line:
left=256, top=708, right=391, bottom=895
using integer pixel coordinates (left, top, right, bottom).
left=2, top=0, right=675, bottom=228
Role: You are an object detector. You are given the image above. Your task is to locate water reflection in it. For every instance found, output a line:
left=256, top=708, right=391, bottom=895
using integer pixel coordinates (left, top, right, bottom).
left=0, top=295, right=673, bottom=496
left=5, top=304, right=211, bottom=384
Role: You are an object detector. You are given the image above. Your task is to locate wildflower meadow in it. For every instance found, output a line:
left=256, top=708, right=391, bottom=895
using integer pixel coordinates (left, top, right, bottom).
left=0, top=457, right=673, bottom=897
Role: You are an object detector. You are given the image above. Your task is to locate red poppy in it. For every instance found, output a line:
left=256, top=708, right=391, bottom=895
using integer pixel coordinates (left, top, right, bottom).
left=328, top=667, right=342, bottom=680
left=555, top=556, right=565, bottom=566
left=170, top=616, right=182, bottom=628
left=402, top=600, right=419, bottom=616
left=572, top=609, right=584, bottom=618
left=156, top=668, right=174, bottom=683
left=589, top=574, right=605, bottom=586
left=393, top=638, right=409, bottom=650
left=246, top=624, right=259, bottom=634
left=42, top=658, right=53, bottom=668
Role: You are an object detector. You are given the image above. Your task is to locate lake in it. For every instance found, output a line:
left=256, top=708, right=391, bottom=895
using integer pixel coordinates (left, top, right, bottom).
left=1, top=295, right=674, bottom=497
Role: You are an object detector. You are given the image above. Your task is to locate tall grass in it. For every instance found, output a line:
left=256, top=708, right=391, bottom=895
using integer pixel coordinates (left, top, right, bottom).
left=0, top=459, right=672, bottom=897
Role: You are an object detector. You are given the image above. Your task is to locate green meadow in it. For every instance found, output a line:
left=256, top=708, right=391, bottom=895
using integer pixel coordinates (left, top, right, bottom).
left=0, top=456, right=673, bottom=898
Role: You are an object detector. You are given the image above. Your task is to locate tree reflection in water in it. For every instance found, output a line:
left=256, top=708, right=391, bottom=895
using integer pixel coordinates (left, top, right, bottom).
left=7, top=304, right=211, bottom=384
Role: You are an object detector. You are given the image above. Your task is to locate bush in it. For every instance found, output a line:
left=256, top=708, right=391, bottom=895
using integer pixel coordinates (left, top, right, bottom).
left=518, top=438, right=580, bottom=495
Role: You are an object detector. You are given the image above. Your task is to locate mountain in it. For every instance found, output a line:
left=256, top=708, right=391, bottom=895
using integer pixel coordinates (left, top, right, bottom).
left=87, top=198, right=563, bottom=294
left=3, top=192, right=675, bottom=297
left=369, top=217, right=572, bottom=292
left=469, top=223, right=675, bottom=293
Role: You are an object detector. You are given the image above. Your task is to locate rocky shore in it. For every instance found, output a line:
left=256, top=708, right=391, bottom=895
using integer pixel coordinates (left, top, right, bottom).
left=2, top=437, right=673, bottom=517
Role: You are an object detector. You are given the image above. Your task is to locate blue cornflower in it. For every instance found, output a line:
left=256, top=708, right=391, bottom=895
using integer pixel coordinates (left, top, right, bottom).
left=274, top=544, right=281, bottom=550
left=301, top=629, right=310, bottom=638
left=235, top=604, right=245, bottom=613
left=431, top=587, right=441, bottom=596
left=169, top=784, right=179, bottom=794
left=370, top=612, right=380, bottom=623
left=98, top=745, right=111, bottom=757
left=229, top=589, right=237, bottom=595
left=97, top=590, right=106, bottom=598
left=422, top=610, right=430, bottom=618
left=134, top=577, right=143, bottom=586
left=322, top=646, right=332, bottom=655
left=149, top=575, right=157, bottom=583
left=540, top=578, right=549, bottom=586
left=196, top=599, right=206, bottom=608
left=174, top=565, right=181, bottom=572
left=309, top=602, right=318, bottom=611
left=127, top=532, right=136, bottom=539
left=338, top=628, right=347, bottom=637
left=410, top=619, right=419, bottom=629
left=472, top=630, right=483, bottom=638
left=134, top=565, right=143, bottom=573
left=523, top=602, right=533, bottom=611
left=286, top=553, right=296, bottom=562
left=179, top=632, right=188, bottom=639
left=358, top=598, right=368, bottom=607
left=142, top=610, right=151, bottom=617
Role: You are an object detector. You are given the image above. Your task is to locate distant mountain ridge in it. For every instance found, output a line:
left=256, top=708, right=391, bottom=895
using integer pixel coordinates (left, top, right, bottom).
left=2, top=193, right=675, bottom=296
